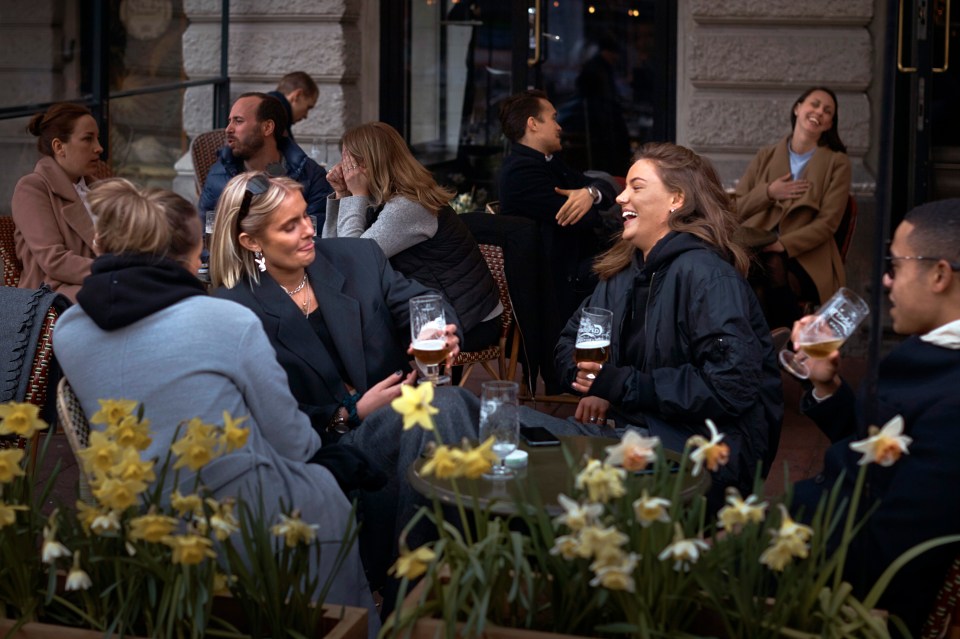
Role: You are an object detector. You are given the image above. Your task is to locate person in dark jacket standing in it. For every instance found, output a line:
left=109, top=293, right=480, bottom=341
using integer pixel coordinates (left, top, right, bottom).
left=323, top=121, right=501, bottom=351
left=498, top=89, right=617, bottom=390
left=266, top=71, right=319, bottom=142
left=556, top=142, right=783, bottom=502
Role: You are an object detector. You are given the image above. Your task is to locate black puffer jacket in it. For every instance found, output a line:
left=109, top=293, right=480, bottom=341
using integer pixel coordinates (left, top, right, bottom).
left=555, top=232, right=783, bottom=494
left=388, top=206, right=500, bottom=338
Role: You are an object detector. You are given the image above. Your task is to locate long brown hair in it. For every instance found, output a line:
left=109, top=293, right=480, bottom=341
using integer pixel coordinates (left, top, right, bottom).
left=594, top=142, right=749, bottom=280
left=340, top=122, right=455, bottom=212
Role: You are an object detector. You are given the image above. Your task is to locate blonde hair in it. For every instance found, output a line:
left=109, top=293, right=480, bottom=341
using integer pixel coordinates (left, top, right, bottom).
left=88, top=178, right=200, bottom=265
left=594, top=143, right=748, bottom=279
left=208, top=173, right=303, bottom=289
left=341, top=122, right=455, bottom=212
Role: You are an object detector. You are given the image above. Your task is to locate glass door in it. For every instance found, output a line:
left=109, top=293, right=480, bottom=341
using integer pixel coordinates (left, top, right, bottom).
left=383, top=0, right=675, bottom=202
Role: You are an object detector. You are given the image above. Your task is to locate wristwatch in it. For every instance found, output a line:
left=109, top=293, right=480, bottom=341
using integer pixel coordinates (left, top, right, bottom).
left=586, top=185, right=601, bottom=204
left=327, top=407, right=351, bottom=434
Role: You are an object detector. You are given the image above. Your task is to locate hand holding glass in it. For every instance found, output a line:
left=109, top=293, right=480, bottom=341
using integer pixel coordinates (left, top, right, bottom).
left=410, top=294, right=451, bottom=385
left=575, top=307, right=613, bottom=364
left=479, top=381, right=520, bottom=479
left=779, top=287, right=870, bottom=379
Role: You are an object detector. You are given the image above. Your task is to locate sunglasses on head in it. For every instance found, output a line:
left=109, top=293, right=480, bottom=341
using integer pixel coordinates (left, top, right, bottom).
left=884, top=255, right=960, bottom=279
left=234, top=173, right=271, bottom=237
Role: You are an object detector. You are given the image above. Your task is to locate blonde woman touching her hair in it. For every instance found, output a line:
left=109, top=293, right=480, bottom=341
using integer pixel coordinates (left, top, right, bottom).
left=323, top=122, right=501, bottom=351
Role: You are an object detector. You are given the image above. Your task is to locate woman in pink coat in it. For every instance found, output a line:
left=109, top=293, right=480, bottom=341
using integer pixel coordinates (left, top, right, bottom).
left=12, top=103, right=104, bottom=301
left=735, top=87, right=851, bottom=328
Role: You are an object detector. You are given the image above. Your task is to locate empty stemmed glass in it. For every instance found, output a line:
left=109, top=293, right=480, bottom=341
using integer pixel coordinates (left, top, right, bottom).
left=479, top=381, right=520, bottom=479
left=779, top=287, right=870, bottom=379
left=409, top=294, right=451, bottom=385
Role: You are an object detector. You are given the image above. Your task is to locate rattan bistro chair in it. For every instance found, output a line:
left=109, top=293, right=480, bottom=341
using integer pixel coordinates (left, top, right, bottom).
left=0, top=216, right=22, bottom=287
left=453, top=244, right=520, bottom=387
left=56, top=377, right=93, bottom=503
left=191, top=129, right=227, bottom=194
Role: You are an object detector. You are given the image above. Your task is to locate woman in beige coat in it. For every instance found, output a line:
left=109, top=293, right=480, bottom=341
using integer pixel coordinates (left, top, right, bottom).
left=735, top=86, right=851, bottom=327
left=12, top=103, right=104, bottom=301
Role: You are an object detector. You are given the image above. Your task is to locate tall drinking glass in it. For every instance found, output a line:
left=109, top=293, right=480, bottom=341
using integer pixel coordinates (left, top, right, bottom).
left=479, top=381, right=520, bottom=479
left=779, top=287, right=870, bottom=379
left=576, top=308, right=613, bottom=365
left=409, top=294, right=451, bottom=385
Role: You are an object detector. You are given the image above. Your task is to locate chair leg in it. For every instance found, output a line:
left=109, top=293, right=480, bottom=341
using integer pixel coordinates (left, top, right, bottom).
left=458, top=363, right=475, bottom=387
left=481, top=360, right=501, bottom=381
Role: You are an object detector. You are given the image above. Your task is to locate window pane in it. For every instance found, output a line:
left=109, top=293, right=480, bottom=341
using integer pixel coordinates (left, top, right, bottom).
left=0, top=116, right=44, bottom=216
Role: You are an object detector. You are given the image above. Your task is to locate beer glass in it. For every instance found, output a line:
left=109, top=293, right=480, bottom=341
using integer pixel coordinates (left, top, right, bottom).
left=479, top=381, right=520, bottom=479
left=575, top=308, right=613, bottom=365
left=409, top=294, right=451, bottom=385
left=779, top=287, right=870, bottom=380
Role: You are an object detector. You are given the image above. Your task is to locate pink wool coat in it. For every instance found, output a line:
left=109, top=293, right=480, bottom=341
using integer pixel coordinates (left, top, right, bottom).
left=12, top=156, right=97, bottom=302
left=734, top=137, right=851, bottom=304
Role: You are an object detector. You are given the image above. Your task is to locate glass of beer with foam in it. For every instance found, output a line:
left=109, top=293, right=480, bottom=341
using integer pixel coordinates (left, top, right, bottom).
left=779, top=287, right=869, bottom=379
left=410, top=294, right=451, bottom=385
left=575, top=307, right=613, bottom=365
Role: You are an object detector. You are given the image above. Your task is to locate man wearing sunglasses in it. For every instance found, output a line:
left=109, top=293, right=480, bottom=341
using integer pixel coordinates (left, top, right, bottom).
left=198, top=92, right=331, bottom=230
left=792, top=199, right=960, bottom=636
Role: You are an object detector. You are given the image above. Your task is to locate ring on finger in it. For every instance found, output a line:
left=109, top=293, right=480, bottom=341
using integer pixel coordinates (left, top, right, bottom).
left=585, top=373, right=596, bottom=381
left=588, top=416, right=597, bottom=423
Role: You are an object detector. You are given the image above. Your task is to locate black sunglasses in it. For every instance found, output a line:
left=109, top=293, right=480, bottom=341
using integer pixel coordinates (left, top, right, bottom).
left=234, top=173, right=271, bottom=236
left=884, top=255, right=960, bottom=279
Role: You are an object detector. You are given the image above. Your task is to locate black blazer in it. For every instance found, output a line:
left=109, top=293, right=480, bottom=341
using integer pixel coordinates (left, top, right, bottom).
left=215, top=238, right=459, bottom=433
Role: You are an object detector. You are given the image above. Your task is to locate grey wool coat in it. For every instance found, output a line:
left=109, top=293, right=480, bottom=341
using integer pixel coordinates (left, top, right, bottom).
left=53, top=295, right=380, bottom=636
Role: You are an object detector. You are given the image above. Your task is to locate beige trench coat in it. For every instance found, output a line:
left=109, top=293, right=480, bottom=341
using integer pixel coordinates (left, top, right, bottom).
left=734, top=137, right=851, bottom=304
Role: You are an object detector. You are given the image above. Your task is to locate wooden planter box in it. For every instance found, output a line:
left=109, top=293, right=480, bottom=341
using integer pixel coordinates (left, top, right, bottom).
left=0, top=603, right=367, bottom=639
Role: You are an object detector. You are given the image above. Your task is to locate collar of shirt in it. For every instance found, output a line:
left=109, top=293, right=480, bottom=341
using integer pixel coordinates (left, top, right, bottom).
left=73, top=176, right=95, bottom=220
left=921, top=318, right=960, bottom=349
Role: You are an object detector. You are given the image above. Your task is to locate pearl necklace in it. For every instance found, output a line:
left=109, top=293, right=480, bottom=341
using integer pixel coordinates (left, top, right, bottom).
left=280, top=273, right=310, bottom=315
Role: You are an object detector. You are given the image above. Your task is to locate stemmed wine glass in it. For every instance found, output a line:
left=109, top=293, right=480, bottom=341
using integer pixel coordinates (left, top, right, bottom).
left=779, top=287, right=870, bottom=379
left=409, top=294, right=451, bottom=385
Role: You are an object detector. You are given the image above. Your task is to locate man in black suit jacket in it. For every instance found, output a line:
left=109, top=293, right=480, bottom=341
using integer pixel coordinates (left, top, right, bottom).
left=497, top=90, right=618, bottom=391
left=793, top=199, right=960, bottom=635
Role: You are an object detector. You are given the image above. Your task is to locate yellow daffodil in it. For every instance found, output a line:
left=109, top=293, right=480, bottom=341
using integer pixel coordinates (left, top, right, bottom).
left=108, top=414, right=152, bottom=451
left=0, top=448, right=26, bottom=483
left=553, top=493, right=604, bottom=531
left=170, top=491, right=204, bottom=517
left=589, top=545, right=628, bottom=572
left=77, top=430, right=123, bottom=477
left=849, top=415, right=911, bottom=467
left=207, top=498, right=240, bottom=541
left=717, top=489, right=767, bottom=531
left=604, top=430, right=660, bottom=471
left=549, top=534, right=580, bottom=560
left=461, top=437, right=497, bottom=478
left=420, top=444, right=463, bottom=479
left=74, top=500, right=99, bottom=533
left=65, top=552, right=93, bottom=591
left=129, top=513, right=179, bottom=543
left=759, top=505, right=814, bottom=571
left=213, top=573, right=236, bottom=596
left=576, top=525, right=628, bottom=560
left=589, top=552, right=638, bottom=593
left=687, top=419, right=730, bottom=476
left=0, top=401, right=48, bottom=439
left=90, top=399, right=138, bottom=427
left=657, top=523, right=709, bottom=572
left=575, top=459, right=626, bottom=503
left=222, top=411, right=250, bottom=453
left=390, top=383, right=438, bottom=431
left=93, top=476, right=145, bottom=511
left=0, top=500, right=27, bottom=529
left=90, top=510, right=122, bottom=535
left=115, top=447, right=156, bottom=485
left=271, top=511, right=319, bottom=548
left=632, top=490, right=672, bottom=527
left=389, top=545, right=437, bottom=580
left=163, top=533, right=217, bottom=565
left=171, top=418, right=222, bottom=472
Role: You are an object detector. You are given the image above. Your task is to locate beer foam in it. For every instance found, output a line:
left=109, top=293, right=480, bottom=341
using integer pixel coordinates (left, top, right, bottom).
left=576, top=340, right=610, bottom=349
left=414, top=339, right=446, bottom=350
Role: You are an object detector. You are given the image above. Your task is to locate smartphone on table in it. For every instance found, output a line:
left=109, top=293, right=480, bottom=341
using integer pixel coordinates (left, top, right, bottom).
left=520, top=426, right=561, bottom=447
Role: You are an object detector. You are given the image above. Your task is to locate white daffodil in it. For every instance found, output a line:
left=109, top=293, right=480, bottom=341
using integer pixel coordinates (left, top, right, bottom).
left=90, top=510, right=122, bottom=535
left=849, top=415, right=911, bottom=467
left=657, top=523, right=709, bottom=572
left=589, top=552, right=639, bottom=593
left=604, top=430, right=661, bottom=471
left=632, top=490, right=672, bottom=527
left=553, top=493, right=604, bottom=531
left=65, top=552, right=93, bottom=591
left=687, top=419, right=730, bottom=476
left=717, top=490, right=768, bottom=531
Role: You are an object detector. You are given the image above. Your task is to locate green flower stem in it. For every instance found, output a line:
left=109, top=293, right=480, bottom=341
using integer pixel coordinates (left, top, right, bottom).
left=832, top=463, right=867, bottom=592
